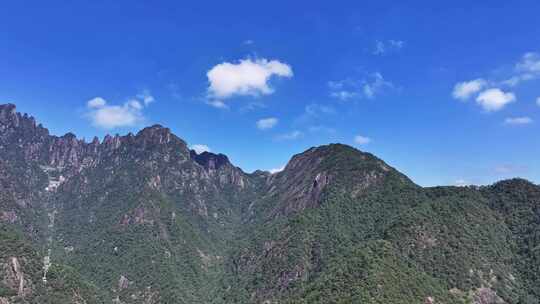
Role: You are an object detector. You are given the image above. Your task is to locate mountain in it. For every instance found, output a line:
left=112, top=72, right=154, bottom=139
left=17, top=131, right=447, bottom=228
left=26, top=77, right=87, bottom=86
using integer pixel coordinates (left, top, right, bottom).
left=0, top=103, right=539, bottom=304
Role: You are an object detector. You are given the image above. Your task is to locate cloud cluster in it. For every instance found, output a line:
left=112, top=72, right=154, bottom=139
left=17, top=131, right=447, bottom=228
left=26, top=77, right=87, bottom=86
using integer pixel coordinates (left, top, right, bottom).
left=503, top=52, right=540, bottom=86
left=452, top=79, right=515, bottom=112
left=206, top=58, right=293, bottom=108
left=256, top=117, right=278, bottom=130
left=86, top=92, right=154, bottom=129
left=452, top=51, right=540, bottom=111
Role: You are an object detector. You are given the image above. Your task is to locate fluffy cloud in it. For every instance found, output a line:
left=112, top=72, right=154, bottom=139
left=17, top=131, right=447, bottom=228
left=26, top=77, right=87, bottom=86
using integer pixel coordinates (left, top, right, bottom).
left=504, top=116, right=533, bottom=125
left=256, top=117, right=278, bottom=130
left=475, top=88, right=515, bottom=111
left=85, top=92, right=154, bottom=129
left=354, top=135, right=371, bottom=145
left=87, top=97, right=107, bottom=108
left=452, top=79, right=487, bottom=100
left=191, top=144, right=211, bottom=154
left=276, top=130, right=303, bottom=141
left=206, top=58, right=293, bottom=104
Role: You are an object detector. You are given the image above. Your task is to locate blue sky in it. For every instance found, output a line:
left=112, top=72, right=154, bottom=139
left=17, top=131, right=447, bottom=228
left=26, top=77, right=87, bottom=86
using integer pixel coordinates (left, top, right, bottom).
left=1, top=1, right=539, bottom=186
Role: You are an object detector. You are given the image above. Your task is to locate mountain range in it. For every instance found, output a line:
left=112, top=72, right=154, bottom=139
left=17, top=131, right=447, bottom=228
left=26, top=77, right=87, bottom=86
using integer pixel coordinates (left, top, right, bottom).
left=0, top=103, right=539, bottom=304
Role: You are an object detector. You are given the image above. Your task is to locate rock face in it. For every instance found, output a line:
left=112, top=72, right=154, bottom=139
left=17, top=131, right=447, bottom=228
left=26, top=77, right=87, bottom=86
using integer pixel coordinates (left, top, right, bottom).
left=0, top=257, right=28, bottom=297
left=1, top=103, right=540, bottom=304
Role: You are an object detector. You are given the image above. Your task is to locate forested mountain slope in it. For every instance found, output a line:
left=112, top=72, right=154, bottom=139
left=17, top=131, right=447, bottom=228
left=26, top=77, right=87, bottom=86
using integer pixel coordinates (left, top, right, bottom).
left=1, top=103, right=539, bottom=304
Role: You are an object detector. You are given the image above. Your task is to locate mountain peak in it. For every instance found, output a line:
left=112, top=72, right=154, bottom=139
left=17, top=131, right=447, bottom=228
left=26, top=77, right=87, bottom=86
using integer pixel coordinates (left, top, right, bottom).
left=263, top=143, right=416, bottom=216
left=0, top=103, right=16, bottom=115
left=190, top=150, right=231, bottom=171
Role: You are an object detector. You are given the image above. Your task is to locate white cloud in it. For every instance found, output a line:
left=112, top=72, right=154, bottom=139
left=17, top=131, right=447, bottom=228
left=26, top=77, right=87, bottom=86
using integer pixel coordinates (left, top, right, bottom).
left=516, top=52, right=540, bottom=74
left=454, top=52, right=540, bottom=104
left=85, top=92, right=155, bottom=129
left=191, top=144, right=211, bottom=154
left=296, top=103, right=336, bottom=126
left=504, top=116, right=533, bottom=125
left=269, top=166, right=285, bottom=174
left=137, top=90, right=155, bottom=106
left=87, top=97, right=106, bottom=108
left=363, top=73, right=393, bottom=99
left=330, top=90, right=358, bottom=101
left=304, top=104, right=335, bottom=116
left=454, top=179, right=469, bottom=187
left=452, top=78, right=487, bottom=100
left=205, top=100, right=229, bottom=109
left=276, top=130, right=303, bottom=141
left=354, top=135, right=371, bottom=145
left=373, top=39, right=404, bottom=55
left=475, top=88, right=516, bottom=111
left=389, top=40, right=405, bottom=49
left=328, top=80, right=359, bottom=101
left=256, top=117, right=278, bottom=130
left=88, top=103, right=143, bottom=129
left=127, top=99, right=143, bottom=110
left=373, top=40, right=386, bottom=55
left=206, top=58, right=293, bottom=103
left=329, top=73, right=393, bottom=101
left=499, top=52, right=540, bottom=86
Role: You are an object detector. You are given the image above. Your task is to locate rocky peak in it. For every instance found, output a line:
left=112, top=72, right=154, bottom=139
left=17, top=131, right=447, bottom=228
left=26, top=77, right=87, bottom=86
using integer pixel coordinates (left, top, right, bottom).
left=265, top=143, right=414, bottom=216
left=0, top=104, right=17, bottom=125
left=189, top=150, right=248, bottom=189
left=136, top=124, right=172, bottom=144
left=0, top=104, right=48, bottom=137
left=190, top=151, right=231, bottom=171
left=133, top=124, right=190, bottom=156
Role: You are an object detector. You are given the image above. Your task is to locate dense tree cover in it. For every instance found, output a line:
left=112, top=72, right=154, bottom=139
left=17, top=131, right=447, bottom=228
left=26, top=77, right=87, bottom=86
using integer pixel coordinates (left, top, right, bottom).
left=1, top=105, right=540, bottom=303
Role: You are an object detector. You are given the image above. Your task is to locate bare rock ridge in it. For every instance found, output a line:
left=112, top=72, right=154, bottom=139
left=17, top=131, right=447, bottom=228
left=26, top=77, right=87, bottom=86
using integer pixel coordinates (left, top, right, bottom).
left=0, top=104, right=392, bottom=191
